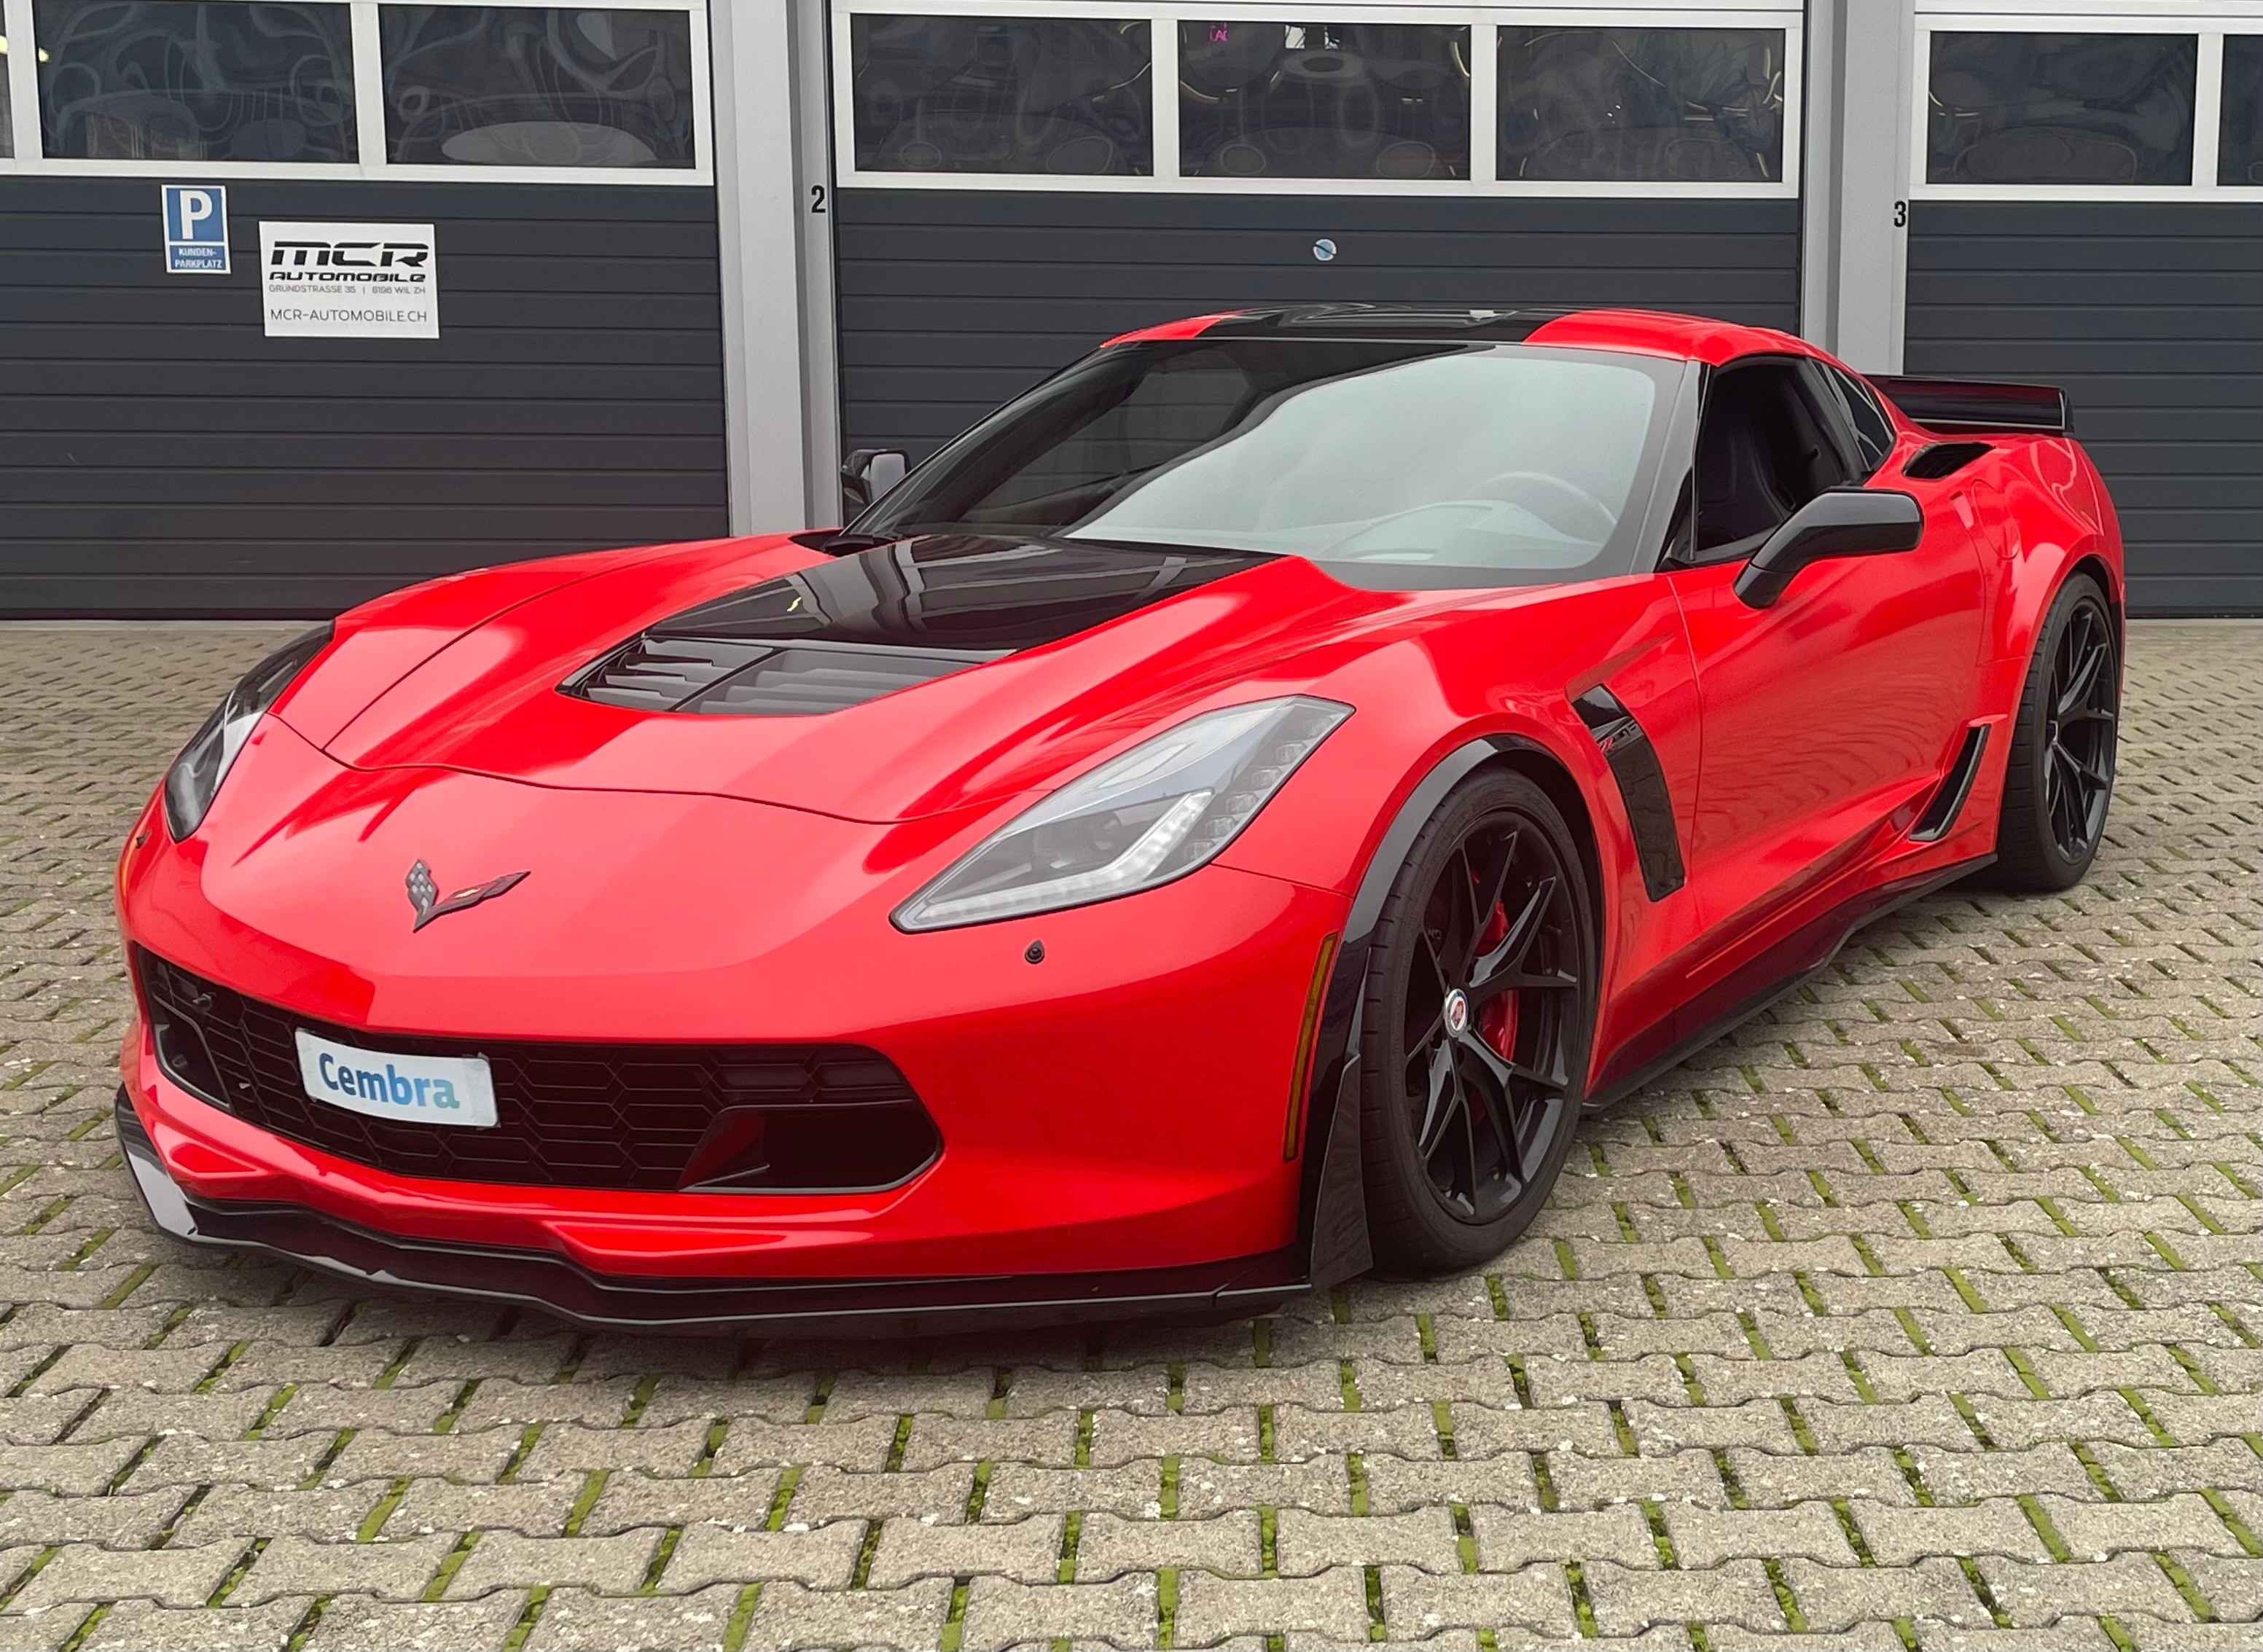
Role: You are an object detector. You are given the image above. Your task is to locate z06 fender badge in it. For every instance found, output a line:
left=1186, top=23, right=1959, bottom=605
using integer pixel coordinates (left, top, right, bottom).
left=406, top=860, right=529, bottom=931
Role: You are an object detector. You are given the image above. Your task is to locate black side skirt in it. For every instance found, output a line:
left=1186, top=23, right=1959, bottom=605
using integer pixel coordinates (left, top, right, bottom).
left=114, top=1093, right=1302, bottom=1339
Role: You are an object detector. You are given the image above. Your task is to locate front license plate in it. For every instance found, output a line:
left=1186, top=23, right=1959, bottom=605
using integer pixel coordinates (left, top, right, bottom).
left=294, top=1030, right=498, bottom=1128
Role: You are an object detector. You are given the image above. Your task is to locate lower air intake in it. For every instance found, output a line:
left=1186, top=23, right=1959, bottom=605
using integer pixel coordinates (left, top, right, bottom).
left=133, top=949, right=940, bottom=1194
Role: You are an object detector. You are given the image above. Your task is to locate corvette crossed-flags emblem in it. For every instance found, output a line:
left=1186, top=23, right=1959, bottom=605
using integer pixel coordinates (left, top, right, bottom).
left=405, top=860, right=529, bottom=931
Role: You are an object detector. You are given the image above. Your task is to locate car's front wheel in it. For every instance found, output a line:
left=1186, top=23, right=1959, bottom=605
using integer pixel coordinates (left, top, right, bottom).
left=1358, top=769, right=1595, bottom=1273
left=1992, top=573, right=2119, bottom=891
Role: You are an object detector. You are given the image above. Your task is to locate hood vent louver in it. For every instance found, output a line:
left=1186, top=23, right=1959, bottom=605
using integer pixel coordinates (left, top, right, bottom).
left=560, top=533, right=1270, bottom=719
left=568, top=634, right=999, bottom=717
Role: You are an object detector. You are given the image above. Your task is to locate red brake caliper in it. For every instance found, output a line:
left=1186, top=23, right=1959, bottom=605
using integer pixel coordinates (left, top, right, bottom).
left=1475, top=899, right=1519, bottom=1060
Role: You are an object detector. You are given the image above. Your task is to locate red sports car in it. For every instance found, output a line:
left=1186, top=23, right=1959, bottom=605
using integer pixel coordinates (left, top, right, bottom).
left=115, top=306, right=2123, bottom=1334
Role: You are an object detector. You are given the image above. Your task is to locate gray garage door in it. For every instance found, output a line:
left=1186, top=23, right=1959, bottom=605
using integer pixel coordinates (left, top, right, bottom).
left=835, top=192, right=1802, bottom=465
left=1906, top=201, right=2263, bottom=617
left=831, top=9, right=1805, bottom=469
left=0, top=177, right=727, bottom=616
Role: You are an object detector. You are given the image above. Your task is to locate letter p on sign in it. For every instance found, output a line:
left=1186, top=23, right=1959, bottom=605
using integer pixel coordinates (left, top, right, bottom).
left=162, top=184, right=230, bottom=275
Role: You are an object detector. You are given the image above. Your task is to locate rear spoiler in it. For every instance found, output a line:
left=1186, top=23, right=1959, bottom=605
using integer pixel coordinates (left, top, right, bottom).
left=1866, top=375, right=2071, bottom=435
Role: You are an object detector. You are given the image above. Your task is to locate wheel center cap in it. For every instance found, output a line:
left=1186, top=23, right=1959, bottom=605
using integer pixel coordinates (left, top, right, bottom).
left=1443, top=989, right=1471, bottom=1037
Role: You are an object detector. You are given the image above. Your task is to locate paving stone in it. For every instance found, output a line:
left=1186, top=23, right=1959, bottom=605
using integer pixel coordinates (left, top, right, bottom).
left=226, top=1532, right=452, bottom=1607
left=75, top=1597, right=311, bottom=1651
left=1662, top=1502, right=1858, bottom=1568
left=522, top=1583, right=745, bottom=1651
left=961, top=1575, right=1153, bottom=1650
left=443, top=1530, right=664, bottom=1600
left=1778, top=1556, right=1982, bottom=1633
left=1173, top=1567, right=1373, bottom=1644
left=1375, top=1562, right=1578, bottom=1638
left=300, top=1591, right=527, bottom=1651
left=1074, top=1511, right=1261, bottom=1579
left=865, top=1513, right=1063, bottom=1586
left=1467, top=1504, right=1657, bottom=1570
left=656, top=1519, right=867, bottom=1590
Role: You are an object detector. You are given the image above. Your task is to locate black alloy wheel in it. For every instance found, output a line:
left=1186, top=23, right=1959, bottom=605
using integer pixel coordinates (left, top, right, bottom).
left=1993, top=573, right=2119, bottom=891
left=1361, top=770, right=1594, bottom=1272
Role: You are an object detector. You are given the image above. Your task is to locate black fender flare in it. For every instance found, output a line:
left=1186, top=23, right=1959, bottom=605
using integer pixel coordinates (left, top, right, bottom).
left=1295, top=734, right=1558, bottom=1286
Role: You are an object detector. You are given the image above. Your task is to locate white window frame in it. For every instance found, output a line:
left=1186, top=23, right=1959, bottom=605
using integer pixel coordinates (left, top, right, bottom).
left=0, top=0, right=712, bottom=184
left=1910, top=8, right=2263, bottom=200
left=829, top=0, right=1804, bottom=197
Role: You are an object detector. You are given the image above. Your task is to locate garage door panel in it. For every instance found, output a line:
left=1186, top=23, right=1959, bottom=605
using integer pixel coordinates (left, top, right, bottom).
left=5, top=323, right=724, bottom=369
left=1904, top=304, right=2261, bottom=342
left=1906, top=202, right=2261, bottom=616
left=4, top=503, right=724, bottom=543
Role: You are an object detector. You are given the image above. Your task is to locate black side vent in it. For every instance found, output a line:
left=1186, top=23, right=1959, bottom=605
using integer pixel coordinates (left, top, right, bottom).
left=1912, top=724, right=1990, bottom=842
left=1569, top=685, right=1686, bottom=900
left=568, top=635, right=993, bottom=716
left=1903, top=441, right=1993, bottom=481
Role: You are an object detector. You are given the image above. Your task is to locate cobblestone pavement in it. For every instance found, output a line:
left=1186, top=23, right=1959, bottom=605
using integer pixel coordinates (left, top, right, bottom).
left=0, top=619, right=2254, bottom=1652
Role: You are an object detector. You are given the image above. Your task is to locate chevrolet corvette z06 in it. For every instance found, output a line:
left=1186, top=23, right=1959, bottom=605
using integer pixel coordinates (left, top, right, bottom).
left=115, top=305, right=2123, bottom=1334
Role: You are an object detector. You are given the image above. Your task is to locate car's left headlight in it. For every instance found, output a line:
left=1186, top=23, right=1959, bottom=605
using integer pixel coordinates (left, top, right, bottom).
left=893, top=695, right=1352, bottom=932
left=162, top=624, right=333, bottom=840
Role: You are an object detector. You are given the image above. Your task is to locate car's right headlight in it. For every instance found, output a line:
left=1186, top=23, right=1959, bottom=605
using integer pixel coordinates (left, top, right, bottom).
left=163, top=624, right=332, bottom=840
left=893, top=695, right=1351, bottom=932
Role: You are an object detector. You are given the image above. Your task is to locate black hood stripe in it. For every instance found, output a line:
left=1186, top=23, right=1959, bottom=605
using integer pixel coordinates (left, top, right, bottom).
left=563, top=534, right=1269, bottom=717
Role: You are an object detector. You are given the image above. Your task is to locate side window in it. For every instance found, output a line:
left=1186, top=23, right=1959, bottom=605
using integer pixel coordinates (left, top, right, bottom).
left=1691, top=361, right=1858, bottom=556
left=1818, top=367, right=1896, bottom=477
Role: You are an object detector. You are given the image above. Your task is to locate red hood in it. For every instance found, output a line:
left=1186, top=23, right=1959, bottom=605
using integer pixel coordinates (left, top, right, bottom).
left=290, top=534, right=1422, bottom=823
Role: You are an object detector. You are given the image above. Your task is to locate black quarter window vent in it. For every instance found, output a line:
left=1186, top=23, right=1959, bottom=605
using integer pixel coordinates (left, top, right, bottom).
left=1902, top=441, right=1993, bottom=481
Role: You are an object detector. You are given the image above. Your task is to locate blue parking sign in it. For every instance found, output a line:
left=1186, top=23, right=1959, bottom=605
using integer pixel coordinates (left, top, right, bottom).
left=162, top=185, right=230, bottom=274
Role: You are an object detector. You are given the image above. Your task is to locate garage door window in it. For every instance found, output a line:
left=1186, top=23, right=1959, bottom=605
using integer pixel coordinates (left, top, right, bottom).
left=1178, top=21, right=1470, bottom=181
left=1498, top=26, right=1786, bottom=183
left=848, top=14, right=1153, bottom=176
left=1926, top=31, right=2197, bottom=186
left=2222, top=35, right=2262, bottom=185
left=832, top=4, right=1804, bottom=197
left=34, top=0, right=358, bottom=161
left=378, top=5, right=696, bottom=167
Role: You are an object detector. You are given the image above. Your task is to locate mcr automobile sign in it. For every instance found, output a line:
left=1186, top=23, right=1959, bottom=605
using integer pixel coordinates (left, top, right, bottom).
left=259, top=221, right=439, bottom=339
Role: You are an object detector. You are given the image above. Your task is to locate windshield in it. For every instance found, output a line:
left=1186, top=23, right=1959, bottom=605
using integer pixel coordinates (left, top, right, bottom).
left=858, top=338, right=1682, bottom=586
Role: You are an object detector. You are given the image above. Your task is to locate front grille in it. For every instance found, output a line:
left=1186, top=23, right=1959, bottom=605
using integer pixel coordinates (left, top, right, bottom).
left=133, top=949, right=940, bottom=1194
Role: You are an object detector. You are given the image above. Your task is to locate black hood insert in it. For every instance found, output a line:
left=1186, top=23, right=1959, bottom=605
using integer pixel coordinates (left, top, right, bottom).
left=564, top=534, right=1269, bottom=716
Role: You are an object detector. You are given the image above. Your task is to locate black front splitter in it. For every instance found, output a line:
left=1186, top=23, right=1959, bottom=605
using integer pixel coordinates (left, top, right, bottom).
left=114, top=1092, right=1305, bottom=1338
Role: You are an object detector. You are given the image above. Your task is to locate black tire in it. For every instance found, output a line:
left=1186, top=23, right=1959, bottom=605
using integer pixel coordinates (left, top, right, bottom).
left=1358, top=769, right=1596, bottom=1273
left=1991, top=573, right=2120, bottom=892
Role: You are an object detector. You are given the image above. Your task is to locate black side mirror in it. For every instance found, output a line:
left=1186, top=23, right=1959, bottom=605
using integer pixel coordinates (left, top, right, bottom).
left=840, top=448, right=908, bottom=512
left=1733, top=488, right=1925, bottom=609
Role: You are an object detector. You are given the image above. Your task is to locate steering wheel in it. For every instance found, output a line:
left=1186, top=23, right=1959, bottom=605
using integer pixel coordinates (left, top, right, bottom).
left=1476, top=471, right=1619, bottom=543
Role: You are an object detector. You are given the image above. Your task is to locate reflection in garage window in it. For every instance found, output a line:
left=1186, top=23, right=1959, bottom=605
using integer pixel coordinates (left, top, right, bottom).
left=1927, top=33, right=2195, bottom=185
left=1179, top=22, right=1469, bottom=180
left=2222, top=36, right=2263, bottom=185
left=35, top=0, right=356, bottom=161
left=380, top=6, right=695, bottom=167
left=1497, top=27, right=1783, bottom=182
left=850, top=15, right=1152, bottom=176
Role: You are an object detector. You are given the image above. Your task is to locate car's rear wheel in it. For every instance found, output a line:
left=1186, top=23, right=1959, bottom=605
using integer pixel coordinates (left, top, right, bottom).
left=1992, top=574, right=2119, bottom=892
left=1359, top=770, right=1595, bottom=1273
